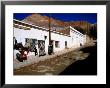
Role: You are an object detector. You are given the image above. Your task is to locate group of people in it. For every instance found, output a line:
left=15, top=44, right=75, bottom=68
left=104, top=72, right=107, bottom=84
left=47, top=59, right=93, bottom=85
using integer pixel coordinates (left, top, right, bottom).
left=14, top=38, right=48, bottom=62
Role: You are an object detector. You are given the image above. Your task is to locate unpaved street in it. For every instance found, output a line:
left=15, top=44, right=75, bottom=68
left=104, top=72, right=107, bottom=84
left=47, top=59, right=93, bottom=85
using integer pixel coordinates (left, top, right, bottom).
left=14, top=41, right=96, bottom=75
left=14, top=48, right=89, bottom=75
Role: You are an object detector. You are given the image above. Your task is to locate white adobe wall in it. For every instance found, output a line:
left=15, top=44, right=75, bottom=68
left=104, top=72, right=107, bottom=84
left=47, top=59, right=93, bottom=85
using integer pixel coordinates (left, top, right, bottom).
left=51, top=32, right=71, bottom=52
left=70, top=29, right=80, bottom=47
left=70, top=26, right=86, bottom=47
left=14, top=27, right=49, bottom=54
left=14, top=27, right=73, bottom=53
left=14, top=26, right=86, bottom=54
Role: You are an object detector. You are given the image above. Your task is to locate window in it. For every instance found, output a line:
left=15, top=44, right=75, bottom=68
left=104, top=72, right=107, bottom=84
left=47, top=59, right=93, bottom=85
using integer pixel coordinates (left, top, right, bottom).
left=65, top=41, right=67, bottom=48
left=55, top=41, right=60, bottom=48
left=44, top=36, right=47, bottom=40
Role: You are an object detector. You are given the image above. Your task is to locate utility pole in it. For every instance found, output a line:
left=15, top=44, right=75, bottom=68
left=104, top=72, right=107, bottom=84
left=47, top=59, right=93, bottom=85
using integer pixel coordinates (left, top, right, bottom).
left=49, top=13, right=51, bottom=45
left=48, top=13, right=52, bottom=55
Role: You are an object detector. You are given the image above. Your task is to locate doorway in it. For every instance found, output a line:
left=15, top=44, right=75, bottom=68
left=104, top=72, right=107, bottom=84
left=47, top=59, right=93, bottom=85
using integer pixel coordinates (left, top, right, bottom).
left=65, top=41, right=67, bottom=48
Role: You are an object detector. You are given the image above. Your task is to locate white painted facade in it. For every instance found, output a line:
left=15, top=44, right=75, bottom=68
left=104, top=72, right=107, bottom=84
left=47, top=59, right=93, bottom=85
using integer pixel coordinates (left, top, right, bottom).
left=14, top=19, right=86, bottom=55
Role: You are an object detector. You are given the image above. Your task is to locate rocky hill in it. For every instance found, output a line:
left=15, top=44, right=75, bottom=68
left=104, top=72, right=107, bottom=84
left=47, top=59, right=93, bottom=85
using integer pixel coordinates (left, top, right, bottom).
left=22, top=13, right=97, bottom=37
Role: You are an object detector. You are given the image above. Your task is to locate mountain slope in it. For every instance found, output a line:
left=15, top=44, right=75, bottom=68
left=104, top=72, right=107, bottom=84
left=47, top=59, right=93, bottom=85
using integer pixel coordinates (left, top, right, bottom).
left=22, top=13, right=97, bottom=37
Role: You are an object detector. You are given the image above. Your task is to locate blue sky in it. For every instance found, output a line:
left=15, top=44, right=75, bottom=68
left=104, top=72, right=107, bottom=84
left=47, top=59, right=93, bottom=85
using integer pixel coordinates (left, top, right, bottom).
left=14, top=13, right=97, bottom=24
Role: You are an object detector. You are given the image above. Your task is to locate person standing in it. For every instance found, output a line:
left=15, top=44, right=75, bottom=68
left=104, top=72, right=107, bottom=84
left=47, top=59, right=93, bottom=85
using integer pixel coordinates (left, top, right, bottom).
left=34, top=46, right=38, bottom=56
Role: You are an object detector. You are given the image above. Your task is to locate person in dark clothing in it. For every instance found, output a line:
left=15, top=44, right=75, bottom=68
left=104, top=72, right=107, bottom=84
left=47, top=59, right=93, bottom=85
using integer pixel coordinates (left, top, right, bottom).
left=14, top=38, right=17, bottom=49
left=34, top=47, right=38, bottom=56
left=15, top=39, right=17, bottom=44
left=80, top=43, right=82, bottom=46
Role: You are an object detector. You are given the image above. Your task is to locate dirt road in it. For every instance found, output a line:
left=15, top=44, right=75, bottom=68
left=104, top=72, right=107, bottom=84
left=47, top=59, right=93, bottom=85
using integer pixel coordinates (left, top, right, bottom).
left=14, top=48, right=89, bottom=75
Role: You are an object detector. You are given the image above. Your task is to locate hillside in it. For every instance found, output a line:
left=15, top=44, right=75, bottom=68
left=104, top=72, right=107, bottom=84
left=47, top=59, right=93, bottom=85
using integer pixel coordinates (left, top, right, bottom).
left=22, top=13, right=97, bottom=37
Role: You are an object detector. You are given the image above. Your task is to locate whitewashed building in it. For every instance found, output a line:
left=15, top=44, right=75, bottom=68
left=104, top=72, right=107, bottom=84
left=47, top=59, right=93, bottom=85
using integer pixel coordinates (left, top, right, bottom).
left=13, top=19, right=86, bottom=55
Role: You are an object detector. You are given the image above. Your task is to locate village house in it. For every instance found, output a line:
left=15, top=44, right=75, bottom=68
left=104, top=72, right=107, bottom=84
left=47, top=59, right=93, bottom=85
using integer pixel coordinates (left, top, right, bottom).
left=13, top=19, right=86, bottom=57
